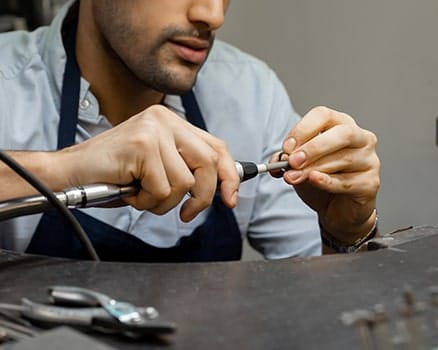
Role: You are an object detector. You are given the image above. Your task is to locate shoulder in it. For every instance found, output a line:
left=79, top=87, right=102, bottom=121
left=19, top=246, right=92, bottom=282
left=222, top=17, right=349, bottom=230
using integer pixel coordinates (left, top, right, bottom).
left=201, top=39, right=276, bottom=82
left=196, top=40, right=293, bottom=113
left=208, top=40, right=268, bottom=66
left=0, top=28, right=46, bottom=79
left=0, top=0, right=69, bottom=80
left=196, top=39, right=287, bottom=107
left=0, top=26, right=63, bottom=151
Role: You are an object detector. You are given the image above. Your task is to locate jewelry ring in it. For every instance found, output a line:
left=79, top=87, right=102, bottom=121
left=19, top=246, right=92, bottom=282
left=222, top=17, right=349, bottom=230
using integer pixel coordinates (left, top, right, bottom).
left=277, top=151, right=287, bottom=161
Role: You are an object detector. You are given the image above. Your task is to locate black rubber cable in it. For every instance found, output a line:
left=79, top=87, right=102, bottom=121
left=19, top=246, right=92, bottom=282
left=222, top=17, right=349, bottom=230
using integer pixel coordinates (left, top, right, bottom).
left=0, top=150, right=100, bottom=261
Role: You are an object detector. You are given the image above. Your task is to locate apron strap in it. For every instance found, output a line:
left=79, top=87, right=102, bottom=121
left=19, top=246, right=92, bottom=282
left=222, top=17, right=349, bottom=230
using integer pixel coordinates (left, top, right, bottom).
left=181, top=90, right=207, bottom=129
left=58, top=15, right=80, bottom=149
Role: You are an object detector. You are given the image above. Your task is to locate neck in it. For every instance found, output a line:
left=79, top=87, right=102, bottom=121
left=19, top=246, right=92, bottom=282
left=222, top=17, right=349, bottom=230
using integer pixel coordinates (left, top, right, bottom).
left=75, top=2, right=163, bottom=126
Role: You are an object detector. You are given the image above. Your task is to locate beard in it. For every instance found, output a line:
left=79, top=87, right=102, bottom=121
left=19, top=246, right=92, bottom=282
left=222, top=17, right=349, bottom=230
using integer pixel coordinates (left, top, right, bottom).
left=132, top=54, right=200, bottom=95
left=114, top=26, right=215, bottom=95
left=92, top=1, right=216, bottom=94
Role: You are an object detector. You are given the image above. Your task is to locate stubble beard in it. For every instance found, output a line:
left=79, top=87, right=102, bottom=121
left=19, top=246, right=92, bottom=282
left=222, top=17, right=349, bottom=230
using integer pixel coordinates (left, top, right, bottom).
left=128, top=28, right=214, bottom=95
left=135, top=57, right=200, bottom=95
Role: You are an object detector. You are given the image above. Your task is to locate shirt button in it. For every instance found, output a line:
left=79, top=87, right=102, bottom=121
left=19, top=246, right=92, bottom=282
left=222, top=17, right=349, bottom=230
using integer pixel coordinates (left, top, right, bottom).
left=80, top=99, right=90, bottom=110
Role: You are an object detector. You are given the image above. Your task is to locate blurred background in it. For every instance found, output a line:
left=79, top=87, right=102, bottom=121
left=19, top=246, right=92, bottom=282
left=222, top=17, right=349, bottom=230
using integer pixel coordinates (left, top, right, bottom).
left=0, top=0, right=65, bottom=31
left=1, top=1, right=437, bottom=259
left=218, top=1, right=438, bottom=258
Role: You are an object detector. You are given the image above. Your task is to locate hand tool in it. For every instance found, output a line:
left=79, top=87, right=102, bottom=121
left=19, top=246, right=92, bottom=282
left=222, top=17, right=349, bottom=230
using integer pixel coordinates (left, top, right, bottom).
left=235, top=160, right=289, bottom=182
left=0, top=286, right=176, bottom=338
left=0, top=160, right=290, bottom=220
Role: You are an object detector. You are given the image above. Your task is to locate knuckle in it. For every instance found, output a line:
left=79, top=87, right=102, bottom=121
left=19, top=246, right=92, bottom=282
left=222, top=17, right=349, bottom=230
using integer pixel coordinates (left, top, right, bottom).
left=209, top=152, right=220, bottom=166
left=371, top=163, right=381, bottom=189
left=207, top=138, right=228, bottom=164
left=174, top=174, right=195, bottom=191
left=341, top=180, right=353, bottom=191
left=133, top=130, right=156, bottom=149
left=339, top=112, right=356, bottom=125
left=375, top=156, right=381, bottom=171
left=152, top=186, right=172, bottom=202
left=342, top=152, right=354, bottom=168
left=127, top=118, right=160, bottom=144
left=200, top=148, right=220, bottom=168
left=147, top=104, right=170, bottom=116
left=342, top=124, right=357, bottom=143
left=161, top=170, right=195, bottom=200
left=365, top=175, right=380, bottom=196
left=140, top=104, right=176, bottom=125
left=311, top=106, right=356, bottom=125
left=185, top=176, right=196, bottom=189
left=367, top=130, right=378, bottom=147
left=302, top=142, right=317, bottom=159
left=312, top=105, right=331, bottom=116
left=212, top=138, right=228, bottom=154
left=373, top=177, right=381, bottom=191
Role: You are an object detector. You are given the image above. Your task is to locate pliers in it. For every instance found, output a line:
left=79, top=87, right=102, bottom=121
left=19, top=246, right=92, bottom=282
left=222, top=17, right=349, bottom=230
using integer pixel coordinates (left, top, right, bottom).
left=0, top=286, right=176, bottom=338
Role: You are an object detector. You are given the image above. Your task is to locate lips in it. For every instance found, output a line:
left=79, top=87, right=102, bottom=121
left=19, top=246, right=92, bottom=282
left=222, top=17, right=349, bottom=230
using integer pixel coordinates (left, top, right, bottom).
left=168, top=37, right=210, bottom=65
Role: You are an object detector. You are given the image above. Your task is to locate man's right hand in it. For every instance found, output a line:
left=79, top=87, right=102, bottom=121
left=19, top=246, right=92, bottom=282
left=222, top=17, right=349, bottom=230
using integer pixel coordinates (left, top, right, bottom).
left=1, top=105, right=240, bottom=222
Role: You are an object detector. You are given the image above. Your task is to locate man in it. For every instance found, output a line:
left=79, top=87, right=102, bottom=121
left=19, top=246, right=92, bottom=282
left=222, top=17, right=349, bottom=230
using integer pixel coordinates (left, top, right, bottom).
left=0, top=0, right=380, bottom=261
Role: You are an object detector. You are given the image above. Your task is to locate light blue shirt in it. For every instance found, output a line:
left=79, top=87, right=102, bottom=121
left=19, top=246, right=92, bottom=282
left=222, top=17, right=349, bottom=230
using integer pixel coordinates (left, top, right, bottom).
left=0, top=2, right=321, bottom=259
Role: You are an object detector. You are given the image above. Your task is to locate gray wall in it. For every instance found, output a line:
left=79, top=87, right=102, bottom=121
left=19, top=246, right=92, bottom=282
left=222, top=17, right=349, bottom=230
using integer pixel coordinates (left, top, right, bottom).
left=219, top=1, right=438, bottom=242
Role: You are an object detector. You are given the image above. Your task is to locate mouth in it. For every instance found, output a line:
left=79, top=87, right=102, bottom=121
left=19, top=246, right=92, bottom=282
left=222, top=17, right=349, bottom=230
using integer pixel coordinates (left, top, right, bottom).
left=168, top=37, right=210, bottom=65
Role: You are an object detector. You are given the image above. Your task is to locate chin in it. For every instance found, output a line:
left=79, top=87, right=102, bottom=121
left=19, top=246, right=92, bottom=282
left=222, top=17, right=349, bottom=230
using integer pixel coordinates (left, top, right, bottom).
left=157, top=74, right=198, bottom=95
left=137, top=62, right=199, bottom=94
left=152, top=81, right=193, bottom=95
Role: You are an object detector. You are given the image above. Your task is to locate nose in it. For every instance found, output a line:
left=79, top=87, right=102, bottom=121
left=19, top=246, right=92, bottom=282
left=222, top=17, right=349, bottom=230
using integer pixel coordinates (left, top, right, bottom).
left=188, top=0, right=226, bottom=31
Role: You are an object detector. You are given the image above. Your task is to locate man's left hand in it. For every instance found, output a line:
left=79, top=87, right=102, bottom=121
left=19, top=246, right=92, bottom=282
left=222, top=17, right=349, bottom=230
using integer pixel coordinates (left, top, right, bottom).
left=271, top=106, right=380, bottom=245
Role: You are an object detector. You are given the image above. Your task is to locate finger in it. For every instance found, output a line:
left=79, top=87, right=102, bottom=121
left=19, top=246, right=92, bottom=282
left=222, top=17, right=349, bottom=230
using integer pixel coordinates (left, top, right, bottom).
left=122, top=122, right=194, bottom=213
left=148, top=137, right=197, bottom=215
left=283, top=106, right=357, bottom=154
left=189, top=128, right=240, bottom=208
left=287, top=124, right=370, bottom=170
left=122, top=138, right=171, bottom=211
left=180, top=162, right=218, bottom=222
left=216, top=147, right=240, bottom=208
left=283, top=149, right=378, bottom=185
left=302, top=170, right=380, bottom=197
left=175, top=132, right=221, bottom=221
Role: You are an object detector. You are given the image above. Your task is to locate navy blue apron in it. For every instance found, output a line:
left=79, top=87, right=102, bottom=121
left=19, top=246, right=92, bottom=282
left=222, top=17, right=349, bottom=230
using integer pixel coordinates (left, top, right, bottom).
left=25, top=14, right=242, bottom=262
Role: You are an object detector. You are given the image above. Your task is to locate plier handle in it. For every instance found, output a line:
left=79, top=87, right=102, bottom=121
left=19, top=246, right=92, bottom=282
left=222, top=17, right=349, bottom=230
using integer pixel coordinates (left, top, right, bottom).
left=0, top=286, right=176, bottom=338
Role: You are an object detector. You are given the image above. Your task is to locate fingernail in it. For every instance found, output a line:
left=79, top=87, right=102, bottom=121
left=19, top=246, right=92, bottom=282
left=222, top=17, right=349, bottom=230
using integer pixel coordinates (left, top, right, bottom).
left=284, top=138, right=296, bottom=152
left=291, top=151, right=306, bottom=168
left=285, top=170, right=302, bottom=182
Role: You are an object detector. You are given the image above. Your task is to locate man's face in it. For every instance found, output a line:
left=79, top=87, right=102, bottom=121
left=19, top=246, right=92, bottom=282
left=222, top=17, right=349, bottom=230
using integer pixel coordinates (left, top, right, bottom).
left=91, top=0, right=230, bottom=94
